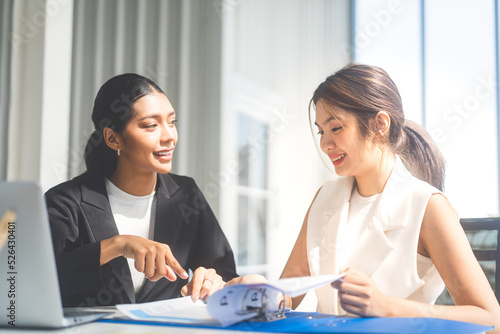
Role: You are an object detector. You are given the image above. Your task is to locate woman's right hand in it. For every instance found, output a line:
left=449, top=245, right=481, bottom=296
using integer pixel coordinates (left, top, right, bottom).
left=100, top=235, right=189, bottom=282
left=332, top=268, right=391, bottom=317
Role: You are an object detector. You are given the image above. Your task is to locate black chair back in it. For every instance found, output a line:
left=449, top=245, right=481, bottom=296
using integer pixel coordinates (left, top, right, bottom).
left=460, top=217, right=500, bottom=303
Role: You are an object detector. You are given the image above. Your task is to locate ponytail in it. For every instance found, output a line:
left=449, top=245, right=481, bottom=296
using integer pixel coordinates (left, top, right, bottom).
left=84, top=130, right=117, bottom=176
left=395, top=120, right=446, bottom=191
left=311, top=64, right=446, bottom=190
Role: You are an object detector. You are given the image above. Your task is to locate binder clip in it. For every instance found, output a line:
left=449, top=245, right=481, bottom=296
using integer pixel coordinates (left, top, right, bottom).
left=239, top=287, right=288, bottom=322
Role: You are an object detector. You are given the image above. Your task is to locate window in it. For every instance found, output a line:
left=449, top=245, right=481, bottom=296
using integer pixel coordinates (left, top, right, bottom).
left=221, top=83, right=282, bottom=276
left=237, top=112, right=270, bottom=274
left=353, top=0, right=499, bottom=218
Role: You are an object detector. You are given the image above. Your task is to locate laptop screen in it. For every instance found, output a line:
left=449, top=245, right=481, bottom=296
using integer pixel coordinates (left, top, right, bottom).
left=0, top=182, right=66, bottom=327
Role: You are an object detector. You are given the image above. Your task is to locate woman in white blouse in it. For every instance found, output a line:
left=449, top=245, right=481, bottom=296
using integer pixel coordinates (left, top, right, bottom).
left=230, top=64, right=500, bottom=331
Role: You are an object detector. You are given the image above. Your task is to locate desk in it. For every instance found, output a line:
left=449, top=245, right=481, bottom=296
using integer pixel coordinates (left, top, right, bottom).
left=0, top=312, right=493, bottom=334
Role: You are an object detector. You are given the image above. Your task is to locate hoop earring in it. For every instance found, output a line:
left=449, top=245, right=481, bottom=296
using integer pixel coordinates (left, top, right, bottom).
left=117, top=149, right=120, bottom=156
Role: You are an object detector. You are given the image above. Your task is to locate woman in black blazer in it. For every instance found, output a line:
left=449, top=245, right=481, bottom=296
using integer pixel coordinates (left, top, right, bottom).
left=45, top=74, right=237, bottom=307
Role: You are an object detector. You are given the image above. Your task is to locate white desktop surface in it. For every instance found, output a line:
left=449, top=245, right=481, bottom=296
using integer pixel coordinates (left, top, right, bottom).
left=1, top=322, right=250, bottom=334
left=0, top=316, right=493, bottom=334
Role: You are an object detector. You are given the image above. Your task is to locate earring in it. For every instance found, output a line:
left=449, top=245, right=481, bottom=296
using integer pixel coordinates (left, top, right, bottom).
left=117, top=149, right=120, bottom=156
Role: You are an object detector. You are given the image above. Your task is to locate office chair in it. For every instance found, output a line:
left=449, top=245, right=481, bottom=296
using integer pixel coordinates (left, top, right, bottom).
left=460, top=217, right=500, bottom=303
left=437, top=217, right=500, bottom=305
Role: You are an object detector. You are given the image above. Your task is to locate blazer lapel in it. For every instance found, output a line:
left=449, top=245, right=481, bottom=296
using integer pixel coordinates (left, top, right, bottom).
left=137, top=174, right=188, bottom=301
left=346, top=158, right=408, bottom=276
left=80, top=171, right=119, bottom=241
left=79, top=171, right=135, bottom=303
left=152, top=174, right=187, bottom=248
left=345, top=215, right=395, bottom=276
left=312, top=177, right=353, bottom=276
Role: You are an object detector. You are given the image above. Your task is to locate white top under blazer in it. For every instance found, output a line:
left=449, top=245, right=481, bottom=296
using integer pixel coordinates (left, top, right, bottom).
left=307, top=156, right=445, bottom=315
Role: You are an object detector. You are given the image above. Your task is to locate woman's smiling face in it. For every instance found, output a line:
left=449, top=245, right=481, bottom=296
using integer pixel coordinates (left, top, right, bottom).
left=315, top=101, right=381, bottom=178
left=117, top=92, right=178, bottom=176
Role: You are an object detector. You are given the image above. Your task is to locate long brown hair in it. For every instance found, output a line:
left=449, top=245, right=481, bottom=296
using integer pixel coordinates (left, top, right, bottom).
left=310, top=64, right=445, bottom=191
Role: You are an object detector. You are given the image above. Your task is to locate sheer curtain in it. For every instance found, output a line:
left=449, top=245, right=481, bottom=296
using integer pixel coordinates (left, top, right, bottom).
left=6, top=0, right=74, bottom=188
left=68, top=0, right=183, bottom=177
left=68, top=0, right=223, bottom=212
left=4, top=0, right=223, bottom=213
left=0, top=0, right=13, bottom=180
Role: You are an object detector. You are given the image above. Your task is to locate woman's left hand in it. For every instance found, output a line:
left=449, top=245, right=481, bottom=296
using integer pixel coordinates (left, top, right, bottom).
left=181, top=267, right=225, bottom=302
left=225, top=274, right=267, bottom=286
left=332, top=268, right=392, bottom=317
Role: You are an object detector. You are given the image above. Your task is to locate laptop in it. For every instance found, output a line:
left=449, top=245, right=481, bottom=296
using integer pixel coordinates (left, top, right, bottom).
left=0, top=181, right=111, bottom=328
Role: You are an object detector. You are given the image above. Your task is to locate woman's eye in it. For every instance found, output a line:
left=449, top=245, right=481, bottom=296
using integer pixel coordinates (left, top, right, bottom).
left=169, top=119, right=177, bottom=126
left=145, top=123, right=157, bottom=129
left=317, top=126, right=341, bottom=135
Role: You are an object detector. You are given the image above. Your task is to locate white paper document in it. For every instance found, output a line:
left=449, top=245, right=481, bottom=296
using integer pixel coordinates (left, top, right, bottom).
left=116, top=296, right=216, bottom=324
left=256, top=273, right=345, bottom=297
left=116, top=274, right=345, bottom=326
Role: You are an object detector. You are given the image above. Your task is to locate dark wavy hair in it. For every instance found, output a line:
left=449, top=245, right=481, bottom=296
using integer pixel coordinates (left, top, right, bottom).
left=310, top=64, right=445, bottom=191
left=84, top=73, right=165, bottom=176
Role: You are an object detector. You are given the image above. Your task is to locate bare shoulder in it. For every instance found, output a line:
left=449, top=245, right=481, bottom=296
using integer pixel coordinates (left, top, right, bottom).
left=425, top=192, right=457, bottom=215
left=422, top=193, right=459, bottom=231
left=420, top=192, right=478, bottom=285
left=418, top=193, right=461, bottom=257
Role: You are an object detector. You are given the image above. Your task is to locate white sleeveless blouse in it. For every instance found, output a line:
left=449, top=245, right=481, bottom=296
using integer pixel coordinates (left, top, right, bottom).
left=307, top=157, right=445, bottom=315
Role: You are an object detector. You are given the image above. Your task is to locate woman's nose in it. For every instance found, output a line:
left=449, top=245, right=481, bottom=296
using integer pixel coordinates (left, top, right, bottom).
left=320, top=134, right=335, bottom=153
left=161, top=124, right=176, bottom=142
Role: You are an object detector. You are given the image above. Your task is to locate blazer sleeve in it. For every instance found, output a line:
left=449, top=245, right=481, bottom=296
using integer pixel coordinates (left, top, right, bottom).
left=45, top=184, right=105, bottom=297
left=187, top=182, right=238, bottom=282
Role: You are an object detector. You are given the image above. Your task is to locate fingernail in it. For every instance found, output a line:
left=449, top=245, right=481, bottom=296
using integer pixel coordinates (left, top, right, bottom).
left=182, top=271, right=189, bottom=279
left=192, top=293, right=199, bottom=302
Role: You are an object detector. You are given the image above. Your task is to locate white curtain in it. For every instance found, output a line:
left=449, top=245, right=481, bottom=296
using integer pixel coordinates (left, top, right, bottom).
left=69, top=0, right=183, bottom=177
left=7, top=0, right=74, bottom=188
left=0, top=0, right=13, bottom=180
left=68, top=0, right=224, bottom=213
left=5, top=0, right=223, bottom=212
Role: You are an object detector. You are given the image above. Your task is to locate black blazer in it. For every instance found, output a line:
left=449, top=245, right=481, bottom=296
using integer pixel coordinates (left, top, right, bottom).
left=45, top=169, right=237, bottom=307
